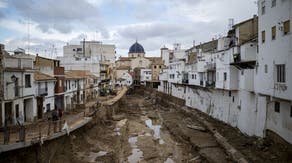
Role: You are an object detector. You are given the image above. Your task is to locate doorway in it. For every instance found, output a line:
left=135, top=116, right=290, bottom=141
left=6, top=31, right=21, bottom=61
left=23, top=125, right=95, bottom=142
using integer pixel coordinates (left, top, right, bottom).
left=24, top=98, right=33, bottom=122
left=37, top=96, right=43, bottom=119
left=4, top=102, right=13, bottom=126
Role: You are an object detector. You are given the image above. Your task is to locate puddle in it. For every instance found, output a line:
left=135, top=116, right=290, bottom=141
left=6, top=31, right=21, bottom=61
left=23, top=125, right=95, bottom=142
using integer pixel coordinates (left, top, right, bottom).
left=77, top=151, right=107, bottom=162
left=128, top=136, right=143, bottom=163
left=145, top=119, right=165, bottom=144
left=164, top=157, right=175, bottom=163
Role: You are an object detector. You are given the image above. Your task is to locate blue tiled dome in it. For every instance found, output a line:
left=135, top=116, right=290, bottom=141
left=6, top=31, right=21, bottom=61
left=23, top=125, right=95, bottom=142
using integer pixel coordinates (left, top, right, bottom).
left=129, top=42, right=145, bottom=53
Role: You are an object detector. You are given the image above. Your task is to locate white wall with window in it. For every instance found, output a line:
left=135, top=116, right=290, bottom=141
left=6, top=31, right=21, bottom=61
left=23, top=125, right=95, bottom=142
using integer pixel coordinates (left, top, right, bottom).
left=256, top=0, right=292, bottom=101
left=140, top=68, right=152, bottom=85
left=256, top=0, right=292, bottom=144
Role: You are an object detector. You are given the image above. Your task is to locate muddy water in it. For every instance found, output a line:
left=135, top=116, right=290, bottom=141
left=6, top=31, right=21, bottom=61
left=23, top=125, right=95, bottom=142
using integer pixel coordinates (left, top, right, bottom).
left=76, top=151, right=108, bottom=162
left=145, top=119, right=165, bottom=144
left=127, top=137, right=143, bottom=162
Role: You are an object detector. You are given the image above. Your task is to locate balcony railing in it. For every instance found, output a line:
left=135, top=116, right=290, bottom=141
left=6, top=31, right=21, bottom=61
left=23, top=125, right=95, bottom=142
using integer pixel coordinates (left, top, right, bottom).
left=206, top=81, right=215, bottom=87
left=205, top=62, right=216, bottom=71
left=38, top=88, right=48, bottom=96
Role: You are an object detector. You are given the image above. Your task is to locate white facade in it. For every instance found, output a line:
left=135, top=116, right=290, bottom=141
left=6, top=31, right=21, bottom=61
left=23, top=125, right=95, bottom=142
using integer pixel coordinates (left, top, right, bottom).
left=116, top=72, right=133, bottom=86
left=63, top=41, right=116, bottom=64
left=59, top=41, right=116, bottom=81
left=255, top=0, right=292, bottom=143
left=58, top=56, right=101, bottom=78
left=1, top=56, right=36, bottom=126
left=35, top=80, right=55, bottom=113
left=64, top=78, right=85, bottom=111
left=168, top=60, right=185, bottom=84
left=140, top=69, right=152, bottom=85
left=156, top=7, right=292, bottom=144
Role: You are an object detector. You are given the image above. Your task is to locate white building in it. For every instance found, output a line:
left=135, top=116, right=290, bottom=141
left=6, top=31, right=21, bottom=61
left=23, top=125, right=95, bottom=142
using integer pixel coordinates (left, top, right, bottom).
left=157, top=14, right=289, bottom=142
left=255, top=0, right=292, bottom=143
left=64, top=71, right=86, bottom=111
left=34, top=71, right=56, bottom=116
left=140, top=68, right=152, bottom=85
left=1, top=54, right=36, bottom=126
left=116, top=72, right=133, bottom=86
left=58, top=41, right=116, bottom=81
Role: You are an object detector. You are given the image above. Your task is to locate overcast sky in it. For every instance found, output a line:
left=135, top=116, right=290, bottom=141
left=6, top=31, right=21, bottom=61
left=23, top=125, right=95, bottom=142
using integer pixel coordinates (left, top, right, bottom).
left=0, top=0, right=257, bottom=58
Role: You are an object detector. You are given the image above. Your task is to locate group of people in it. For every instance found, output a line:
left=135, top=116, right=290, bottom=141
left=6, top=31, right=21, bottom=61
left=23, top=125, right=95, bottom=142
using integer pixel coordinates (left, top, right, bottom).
left=51, top=107, right=63, bottom=121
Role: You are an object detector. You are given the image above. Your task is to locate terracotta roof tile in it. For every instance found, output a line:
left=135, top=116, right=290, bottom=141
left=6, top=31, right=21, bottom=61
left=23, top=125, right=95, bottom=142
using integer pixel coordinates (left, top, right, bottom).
left=34, top=71, right=56, bottom=81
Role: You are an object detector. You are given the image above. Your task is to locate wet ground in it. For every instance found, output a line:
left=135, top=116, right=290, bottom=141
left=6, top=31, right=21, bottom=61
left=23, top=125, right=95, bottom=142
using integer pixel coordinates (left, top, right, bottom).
left=3, top=91, right=291, bottom=163
left=71, top=94, right=231, bottom=163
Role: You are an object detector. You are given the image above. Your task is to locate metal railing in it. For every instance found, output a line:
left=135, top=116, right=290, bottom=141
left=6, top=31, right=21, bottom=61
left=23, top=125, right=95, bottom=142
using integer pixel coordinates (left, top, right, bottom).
left=0, top=119, right=65, bottom=145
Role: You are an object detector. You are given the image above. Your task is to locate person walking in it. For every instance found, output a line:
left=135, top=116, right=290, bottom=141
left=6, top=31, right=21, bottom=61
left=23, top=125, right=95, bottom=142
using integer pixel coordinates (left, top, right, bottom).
left=52, top=109, right=58, bottom=133
left=58, top=108, right=63, bottom=120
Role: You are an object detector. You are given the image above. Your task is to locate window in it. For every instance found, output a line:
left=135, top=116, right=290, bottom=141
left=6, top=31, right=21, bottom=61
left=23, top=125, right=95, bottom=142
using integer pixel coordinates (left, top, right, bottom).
left=159, top=66, right=161, bottom=69
left=76, top=48, right=82, bottom=52
left=262, top=30, right=266, bottom=43
left=276, top=64, right=286, bottom=83
left=154, top=65, right=157, bottom=69
left=224, top=72, right=227, bottom=81
left=290, top=106, right=292, bottom=117
left=271, top=26, right=276, bottom=40
left=69, top=80, right=71, bottom=90
left=284, top=20, right=290, bottom=35
left=261, top=1, right=266, bottom=15
left=45, top=82, right=48, bottom=91
left=25, top=74, right=31, bottom=88
left=15, top=104, right=19, bottom=118
left=275, top=101, right=280, bottom=113
left=271, top=0, right=276, bottom=7
left=46, top=103, right=50, bottom=112
left=195, top=74, right=196, bottom=79
left=191, top=74, right=194, bottom=79
left=265, top=64, right=268, bottom=73
left=241, top=70, right=244, bottom=76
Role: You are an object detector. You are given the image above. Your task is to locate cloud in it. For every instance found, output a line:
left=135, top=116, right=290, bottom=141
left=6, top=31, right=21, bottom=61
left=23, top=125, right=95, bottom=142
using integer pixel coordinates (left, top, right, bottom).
left=1, top=0, right=258, bottom=57
left=4, top=36, right=65, bottom=57
left=9, top=0, right=100, bottom=33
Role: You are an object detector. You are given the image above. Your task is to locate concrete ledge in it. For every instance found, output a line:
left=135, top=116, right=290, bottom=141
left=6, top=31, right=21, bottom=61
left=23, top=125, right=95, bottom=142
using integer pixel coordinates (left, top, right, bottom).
left=183, top=107, right=249, bottom=163
left=0, top=117, right=92, bottom=153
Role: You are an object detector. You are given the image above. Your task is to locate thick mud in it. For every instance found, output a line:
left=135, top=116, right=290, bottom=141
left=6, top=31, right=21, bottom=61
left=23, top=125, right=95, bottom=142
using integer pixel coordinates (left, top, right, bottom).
left=2, top=89, right=291, bottom=163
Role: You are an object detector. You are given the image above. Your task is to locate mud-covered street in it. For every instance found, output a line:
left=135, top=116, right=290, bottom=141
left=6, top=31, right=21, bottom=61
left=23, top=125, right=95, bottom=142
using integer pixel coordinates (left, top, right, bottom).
left=1, top=89, right=292, bottom=163
left=71, top=93, right=231, bottom=163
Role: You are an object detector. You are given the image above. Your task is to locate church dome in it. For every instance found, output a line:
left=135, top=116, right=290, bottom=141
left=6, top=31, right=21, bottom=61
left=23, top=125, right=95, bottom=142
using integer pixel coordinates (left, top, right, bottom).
left=129, top=42, right=145, bottom=53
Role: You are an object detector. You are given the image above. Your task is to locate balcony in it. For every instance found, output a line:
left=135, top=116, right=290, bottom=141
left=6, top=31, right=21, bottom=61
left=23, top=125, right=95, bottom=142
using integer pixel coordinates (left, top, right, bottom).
left=182, top=72, right=189, bottom=84
left=38, top=88, right=48, bottom=96
left=230, top=42, right=257, bottom=69
left=206, top=81, right=215, bottom=88
left=230, top=53, right=256, bottom=69
left=205, top=62, right=216, bottom=71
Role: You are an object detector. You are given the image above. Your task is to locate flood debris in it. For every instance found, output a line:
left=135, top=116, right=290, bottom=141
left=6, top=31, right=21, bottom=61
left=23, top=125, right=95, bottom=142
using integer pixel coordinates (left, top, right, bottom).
left=187, top=124, right=207, bottom=132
